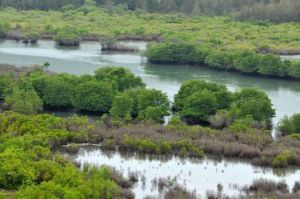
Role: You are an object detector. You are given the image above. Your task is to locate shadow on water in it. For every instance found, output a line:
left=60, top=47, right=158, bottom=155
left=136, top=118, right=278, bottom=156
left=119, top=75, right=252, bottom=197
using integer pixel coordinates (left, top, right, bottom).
left=143, top=63, right=300, bottom=93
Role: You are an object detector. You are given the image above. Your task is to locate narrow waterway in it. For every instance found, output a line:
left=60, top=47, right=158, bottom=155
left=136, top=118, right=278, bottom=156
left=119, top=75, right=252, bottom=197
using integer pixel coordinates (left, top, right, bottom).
left=0, top=39, right=300, bottom=125
left=69, top=146, right=300, bottom=199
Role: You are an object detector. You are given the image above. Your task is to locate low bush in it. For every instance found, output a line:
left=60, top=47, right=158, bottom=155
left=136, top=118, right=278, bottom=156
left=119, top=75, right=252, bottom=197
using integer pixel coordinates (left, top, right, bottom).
left=277, top=113, right=300, bottom=136
left=272, top=150, right=296, bottom=167
left=54, top=26, right=81, bottom=46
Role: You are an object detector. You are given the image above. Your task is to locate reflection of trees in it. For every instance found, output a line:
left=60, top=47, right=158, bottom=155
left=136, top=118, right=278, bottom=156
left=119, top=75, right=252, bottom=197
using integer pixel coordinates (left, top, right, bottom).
left=143, top=63, right=300, bottom=93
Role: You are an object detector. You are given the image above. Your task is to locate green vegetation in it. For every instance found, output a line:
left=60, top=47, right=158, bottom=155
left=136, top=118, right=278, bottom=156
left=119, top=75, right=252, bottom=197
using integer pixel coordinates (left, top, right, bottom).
left=54, top=26, right=82, bottom=46
left=1, top=66, right=300, bottom=197
left=0, top=5, right=299, bottom=77
left=145, top=42, right=300, bottom=79
left=0, top=112, right=133, bottom=198
left=0, top=7, right=299, bottom=51
left=174, top=80, right=275, bottom=126
left=277, top=113, right=300, bottom=136
left=73, top=81, right=114, bottom=113
left=1, top=0, right=300, bottom=23
left=1, top=66, right=169, bottom=122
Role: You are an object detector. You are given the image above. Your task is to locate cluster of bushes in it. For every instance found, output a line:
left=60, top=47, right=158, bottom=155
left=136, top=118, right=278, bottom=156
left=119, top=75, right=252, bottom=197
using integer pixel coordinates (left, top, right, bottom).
left=0, top=112, right=134, bottom=198
left=54, top=26, right=84, bottom=46
left=0, top=66, right=170, bottom=123
left=173, top=79, right=275, bottom=127
left=145, top=42, right=300, bottom=79
left=117, top=135, right=204, bottom=158
left=277, top=113, right=300, bottom=136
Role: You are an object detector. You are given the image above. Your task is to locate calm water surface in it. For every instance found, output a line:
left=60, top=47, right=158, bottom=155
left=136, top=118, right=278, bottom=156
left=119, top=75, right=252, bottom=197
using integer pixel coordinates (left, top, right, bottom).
left=71, top=146, right=300, bottom=199
left=0, top=40, right=300, bottom=125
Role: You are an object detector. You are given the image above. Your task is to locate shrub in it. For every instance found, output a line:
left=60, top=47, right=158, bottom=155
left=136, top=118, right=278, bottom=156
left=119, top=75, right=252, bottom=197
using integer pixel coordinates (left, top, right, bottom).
left=110, top=93, right=133, bottom=121
left=174, top=80, right=232, bottom=112
left=289, top=62, right=300, bottom=79
left=43, top=77, right=74, bottom=109
left=209, top=110, right=233, bottom=129
left=73, top=81, right=114, bottom=113
left=0, top=23, right=10, bottom=38
left=182, top=90, right=218, bottom=124
left=205, top=50, right=235, bottom=70
left=258, top=54, right=284, bottom=76
left=0, top=74, right=13, bottom=99
left=233, top=50, right=260, bottom=73
left=5, top=86, right=43, bottom=114
left=137, top=88, right=170, bottom=122
left=231, top=88, right=275, bottom=123
left=145, top=42, right=204, bottom=64
left=54, top=26, right=81, bottom=46
left=94, top=67, right=145, bottom=92
left=277, top=113, right=300, bottom=136
left=272, top=150, right=296, bottom=167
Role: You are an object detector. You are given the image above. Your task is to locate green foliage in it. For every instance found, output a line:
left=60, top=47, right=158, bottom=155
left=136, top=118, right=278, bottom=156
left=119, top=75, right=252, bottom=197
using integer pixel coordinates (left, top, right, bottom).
left=258, top=54, right=283, bottom=76
left=1, top=66, right=170, bottom=122
left=94, top=67, right=145, bottom=91
left=0, top=112, right=122, bottom=198
left=145, top=42, right=300, bottom=79
left=272, top=150, right=296, bottom=168
left=233, top=50, right=260, bottom=73
left=110, top=93, right=133, bottom=121
left=137, top=88, right=170, bottom=122
left=289, top=62, right=300, bottom=79
left=0, top=23, right=10, bottom=38
left=42, top=77, right=74, bottom=109
left=277, top=113, right=300, bottom=136
left=5, top=86, right=43, bottom=115
left=145, top=42, right=209, bottom=64
left=182, top=90, right=218, bottom=124
left=73, top=81, right=114, bottom=113
left=174, top=80, right=274, bottom=126
left=0, top=74, right=13, bottom=99
left=174, top=80, right=232, bottom=112
left=54, top=26, right=81, bottom=46
left=205, top=50, right=235, bottom=70
left=231, top=88, right=275, bottom=123
left=229, top=116, right=255, bottom=134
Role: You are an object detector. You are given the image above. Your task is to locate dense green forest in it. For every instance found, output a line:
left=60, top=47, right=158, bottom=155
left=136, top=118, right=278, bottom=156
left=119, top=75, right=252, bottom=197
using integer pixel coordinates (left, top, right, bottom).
left=0, top=0, right=300, bottom=22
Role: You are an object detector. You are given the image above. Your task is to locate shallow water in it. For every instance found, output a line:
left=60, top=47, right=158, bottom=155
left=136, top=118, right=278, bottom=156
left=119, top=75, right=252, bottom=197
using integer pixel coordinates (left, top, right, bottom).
left=72, top=146, right=300, bottom=199
left=0, top=40, right=300, bottom=125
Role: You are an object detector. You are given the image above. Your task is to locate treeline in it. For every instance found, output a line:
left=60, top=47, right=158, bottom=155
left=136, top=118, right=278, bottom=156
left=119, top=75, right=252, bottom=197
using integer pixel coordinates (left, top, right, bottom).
left=234, top=0, right=300, bottom=23
left=1, top=0, right=300, bottom=22
left=96, top=0, right=300, bottom=22
left=0, top=0, right=83, bottom=10
left=0, top=66, right=170, bottom=123
left=145, top=42, right=300, bottom=80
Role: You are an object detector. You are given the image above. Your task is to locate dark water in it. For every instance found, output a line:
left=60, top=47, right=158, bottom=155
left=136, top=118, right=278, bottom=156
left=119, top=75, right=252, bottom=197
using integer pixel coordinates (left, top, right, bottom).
left=0, top=39, right=300, bottom=125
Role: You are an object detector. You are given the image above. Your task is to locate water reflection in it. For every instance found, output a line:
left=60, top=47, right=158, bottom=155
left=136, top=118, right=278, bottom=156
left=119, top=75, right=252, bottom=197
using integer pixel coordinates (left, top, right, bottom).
left=0, top=39, right=300, bottom=124
left=70, top=146, right=300, bottom=199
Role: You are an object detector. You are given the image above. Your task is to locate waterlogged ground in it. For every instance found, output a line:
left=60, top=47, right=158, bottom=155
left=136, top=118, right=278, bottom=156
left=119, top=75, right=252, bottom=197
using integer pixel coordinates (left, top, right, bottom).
left=69, top=146, right=300, bottom=199
left=0, top=40, right=300, bottom=125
